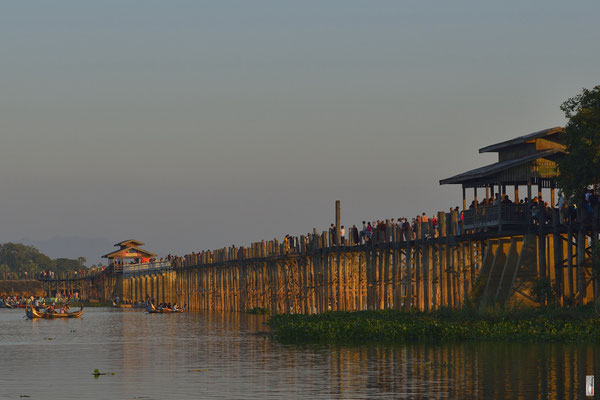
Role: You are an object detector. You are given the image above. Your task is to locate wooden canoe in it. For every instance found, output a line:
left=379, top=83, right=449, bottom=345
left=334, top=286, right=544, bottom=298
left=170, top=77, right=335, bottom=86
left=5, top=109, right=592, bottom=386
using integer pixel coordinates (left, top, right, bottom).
left=26, top=306, right=84, bottom=319
left=146, top=304, right=185, bottom=313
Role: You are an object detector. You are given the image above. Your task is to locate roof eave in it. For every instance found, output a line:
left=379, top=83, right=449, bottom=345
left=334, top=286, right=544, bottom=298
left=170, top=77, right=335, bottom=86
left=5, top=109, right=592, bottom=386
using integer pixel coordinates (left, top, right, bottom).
left=439, top=149, right=563, bottom=186
left=478, top=126, right=563, bottom=153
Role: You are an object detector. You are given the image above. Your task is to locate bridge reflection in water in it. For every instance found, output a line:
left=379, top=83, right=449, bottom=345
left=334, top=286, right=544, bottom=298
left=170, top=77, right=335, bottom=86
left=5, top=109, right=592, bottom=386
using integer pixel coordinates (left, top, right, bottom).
left=116, top=311, right=597, bottom=399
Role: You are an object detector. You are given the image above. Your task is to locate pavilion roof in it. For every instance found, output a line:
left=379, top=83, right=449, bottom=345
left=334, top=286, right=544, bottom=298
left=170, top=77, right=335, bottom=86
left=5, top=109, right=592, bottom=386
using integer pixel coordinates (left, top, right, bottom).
left=114, top=239, right=145, bottom=247
left=478, top=126, right=563, bottom=153
left=102, top=246, right=157, bottom=259
left=439, top=148, right=563, bottom=186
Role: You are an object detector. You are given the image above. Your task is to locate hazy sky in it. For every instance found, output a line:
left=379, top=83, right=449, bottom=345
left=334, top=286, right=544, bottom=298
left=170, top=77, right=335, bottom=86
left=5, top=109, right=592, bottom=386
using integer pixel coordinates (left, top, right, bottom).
left=1, top=1, right=598, bottom=260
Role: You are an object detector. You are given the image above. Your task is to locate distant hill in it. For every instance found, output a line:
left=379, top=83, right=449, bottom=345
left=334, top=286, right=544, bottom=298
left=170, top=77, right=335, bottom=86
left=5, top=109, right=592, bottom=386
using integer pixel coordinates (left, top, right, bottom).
left=20, top=236, right=112, bottom=267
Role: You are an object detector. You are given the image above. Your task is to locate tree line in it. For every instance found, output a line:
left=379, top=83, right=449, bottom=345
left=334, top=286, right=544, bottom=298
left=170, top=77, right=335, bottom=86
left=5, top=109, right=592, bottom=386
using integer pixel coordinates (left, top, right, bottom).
left=0, top=242, right=87, bottom=280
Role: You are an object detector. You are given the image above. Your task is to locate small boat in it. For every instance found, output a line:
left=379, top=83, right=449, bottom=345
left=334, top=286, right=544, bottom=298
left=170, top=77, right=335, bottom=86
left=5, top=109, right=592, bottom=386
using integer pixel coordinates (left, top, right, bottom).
left=26, top=306, right=84, bottom=319
left=112, top=301, right=132, bottom=308
left=146, top=303, right=186, bottom=314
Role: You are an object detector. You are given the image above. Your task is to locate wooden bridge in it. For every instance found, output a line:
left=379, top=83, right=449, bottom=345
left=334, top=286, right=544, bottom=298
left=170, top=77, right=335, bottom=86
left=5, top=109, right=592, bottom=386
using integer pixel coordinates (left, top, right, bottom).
left=83, top=205, right=595, bottom=313
left=39, top=126, right=600, bottom=312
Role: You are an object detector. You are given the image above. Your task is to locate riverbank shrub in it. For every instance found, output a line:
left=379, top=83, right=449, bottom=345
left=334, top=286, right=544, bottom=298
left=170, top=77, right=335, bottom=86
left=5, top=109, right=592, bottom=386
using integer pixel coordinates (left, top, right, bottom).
left=268, top=306, right=600, bottom=344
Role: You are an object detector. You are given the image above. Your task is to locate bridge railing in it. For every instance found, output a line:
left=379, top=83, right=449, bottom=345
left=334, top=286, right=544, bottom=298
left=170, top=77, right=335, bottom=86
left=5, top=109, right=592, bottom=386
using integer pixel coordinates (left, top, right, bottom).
left=122, top=260, right=172, bottom=277
left=462, top=204, right=530, bottom=230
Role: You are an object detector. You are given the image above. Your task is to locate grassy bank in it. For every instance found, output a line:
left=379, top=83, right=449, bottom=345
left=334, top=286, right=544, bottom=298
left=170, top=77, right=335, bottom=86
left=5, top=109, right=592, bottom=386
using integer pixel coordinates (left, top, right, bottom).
left=268, top=305, right=600, bottom=344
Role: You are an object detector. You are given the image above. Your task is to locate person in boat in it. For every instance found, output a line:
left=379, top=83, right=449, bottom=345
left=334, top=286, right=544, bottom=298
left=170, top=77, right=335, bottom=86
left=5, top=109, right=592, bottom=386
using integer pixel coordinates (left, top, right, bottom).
left=172, top=303, right=178, bottom=311
left=166, top=303, right=172, bottom=310
left=59, top=305, right=66, bottom=314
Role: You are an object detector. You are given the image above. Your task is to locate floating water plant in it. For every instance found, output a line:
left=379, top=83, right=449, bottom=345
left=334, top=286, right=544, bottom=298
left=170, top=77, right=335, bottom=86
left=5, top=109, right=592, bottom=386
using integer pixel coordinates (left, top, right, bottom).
left=92, top=369, right=115, bottom=378
left=269, top=307, right=600, bottom=344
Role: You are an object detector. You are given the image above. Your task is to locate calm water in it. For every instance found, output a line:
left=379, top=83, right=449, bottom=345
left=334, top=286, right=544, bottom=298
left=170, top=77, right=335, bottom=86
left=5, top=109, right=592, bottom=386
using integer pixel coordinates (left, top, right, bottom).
left=0, top=308, right=599, bottom=399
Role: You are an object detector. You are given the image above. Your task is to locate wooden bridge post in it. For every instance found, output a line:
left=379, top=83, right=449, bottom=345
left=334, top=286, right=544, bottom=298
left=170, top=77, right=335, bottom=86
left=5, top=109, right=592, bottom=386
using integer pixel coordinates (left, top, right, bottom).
left=538, top=207, right=547, bottom=294
left=140, top=276, right=146, bottom=302
left=430, top=220, right=438, bottom=309
left=309, top=238, right=316, bottom=314
left=415, top=220, right=422, bottom=310
left=382, top=221, right=391, bottom=309
left=360, top=247, right=367, bottom=311
left=374, top=231, right=381, bottom=309
left=469, top=240, right=475, bottom=294
left=365, top=236, right=373, bottom=310
left=321, top=232, right=330, bottom=312
left=172, top=270, right=177, bottom=306
left=461, top=242, right=467, bottom=307
left=438, top=212, right=446, bottom=307
left=132, top=276, right=138, bottom=302
left=450, top=210, right=458, bottom=307
left=337, top=249, right=345, bottom=310
left=155, top=274, right=160, bottom=303
left=316, top=234, right=323, bottom=313
left=423, top=221, right=431, bottom=311
left=199, top=267, right=204, bottom=310
left=301, top=255, right=308, bottom=314
left=577, top=209, right=585, bottom=305
left=404, top=225, right=412, bottom=310
left=391, top=226, right=399, bottom=310
left=552, top=209, right=564, bottom=305
left=567, top=218, right=574, bottom=304
left=329, top=248, right=337, bottom=312
left=445, top=212, right=453, bottom=307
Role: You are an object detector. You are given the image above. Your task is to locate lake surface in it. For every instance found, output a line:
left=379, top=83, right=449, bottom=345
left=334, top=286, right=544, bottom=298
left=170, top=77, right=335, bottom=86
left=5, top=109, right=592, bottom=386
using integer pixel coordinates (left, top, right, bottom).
left=0, top=308, right=599, bottom=399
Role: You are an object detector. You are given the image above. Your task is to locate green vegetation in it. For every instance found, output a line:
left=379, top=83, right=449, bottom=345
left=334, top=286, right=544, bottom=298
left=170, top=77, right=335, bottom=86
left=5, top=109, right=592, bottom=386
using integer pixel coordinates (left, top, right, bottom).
left=557, top=85, right=600, bottom=201
left=269, top=305, right=600, bottom=344
left=246, top=307, right=271, bottom=315
left=92, top=369, right=114, bottom=378
left=0, top=242, right=87, bottom=279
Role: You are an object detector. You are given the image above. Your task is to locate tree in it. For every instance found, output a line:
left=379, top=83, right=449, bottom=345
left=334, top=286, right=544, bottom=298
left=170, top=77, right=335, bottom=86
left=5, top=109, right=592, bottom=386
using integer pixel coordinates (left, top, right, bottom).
left=0, top=243, right=87, bottom=277
left=557, top=85, right=600, bottom=202
left=0, top=243, right=54, bottom=274
left=55, top=258, right=80, bottom=273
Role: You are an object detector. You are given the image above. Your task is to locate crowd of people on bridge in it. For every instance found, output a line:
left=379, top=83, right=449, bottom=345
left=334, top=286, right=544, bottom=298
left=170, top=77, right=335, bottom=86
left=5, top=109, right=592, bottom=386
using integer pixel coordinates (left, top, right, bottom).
left=164, top=188, right=599, bottom=268
left=468, top=189, right=599, bottom=226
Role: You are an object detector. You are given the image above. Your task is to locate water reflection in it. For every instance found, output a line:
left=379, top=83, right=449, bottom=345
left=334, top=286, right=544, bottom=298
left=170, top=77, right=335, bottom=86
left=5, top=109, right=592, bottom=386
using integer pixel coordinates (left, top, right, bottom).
left=0, top=309, right=598, bottom=399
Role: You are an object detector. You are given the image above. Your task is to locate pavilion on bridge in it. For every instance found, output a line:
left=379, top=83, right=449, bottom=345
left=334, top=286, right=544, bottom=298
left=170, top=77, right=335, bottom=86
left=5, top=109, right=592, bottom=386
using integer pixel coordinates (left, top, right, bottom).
left=440, top=126, right=565, bottom=230
left=102, top=240, right=157, bottom=272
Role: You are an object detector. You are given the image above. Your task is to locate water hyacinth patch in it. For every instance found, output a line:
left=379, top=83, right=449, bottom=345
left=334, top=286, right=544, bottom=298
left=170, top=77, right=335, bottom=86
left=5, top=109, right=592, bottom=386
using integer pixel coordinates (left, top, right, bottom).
left=268, top=307, right=600, bottom=344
